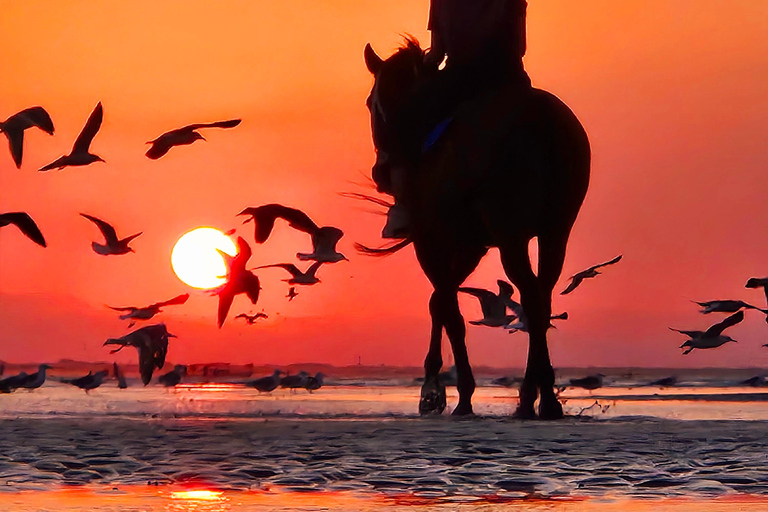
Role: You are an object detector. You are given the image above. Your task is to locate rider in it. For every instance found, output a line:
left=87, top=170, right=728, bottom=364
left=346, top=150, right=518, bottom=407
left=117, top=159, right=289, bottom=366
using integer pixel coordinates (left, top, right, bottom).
left=380, top=0, right=530, bottom=239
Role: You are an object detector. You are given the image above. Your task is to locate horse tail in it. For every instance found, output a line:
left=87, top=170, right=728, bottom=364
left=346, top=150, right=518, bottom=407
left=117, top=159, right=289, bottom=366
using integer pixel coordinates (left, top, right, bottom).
left=355, top=238, right=412, bottom=257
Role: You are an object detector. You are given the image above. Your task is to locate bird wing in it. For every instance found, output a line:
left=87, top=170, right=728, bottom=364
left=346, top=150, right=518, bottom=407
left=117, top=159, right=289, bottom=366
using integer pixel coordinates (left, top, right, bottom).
left=183, top=119, right=241, bottom=131
left=306, top=261, right=323, bottom=278
left=119, top=232, right=143, bottom=246
left=237, top=204, right=319, bottom=243
left=705, top=310, right=744, bottom=337
left=588, top=254, right=623, bottom=272
left=315, top=226, right=344, bottom=246
left=107, top=305, right=137, bottom=312
left=234, top=314, right=248, bottom=320
left=145, top=138, right=174, bottom=160
left=244, top=274, right=261, bottom=304
left=20, top=106, right=55, bottom=134
left=217, top=287, right=235, bottom=328
left=72, top=102, right=103, bottom=154
left=560, top=276, right=584, bottom=295
left=138, top=343, right=155, bottom=385
left=37, top=156, right=68, bottom=172
left=0, top=212, right=47, bottom=247
left=256, top=263, right=301, bottom=277
left=458, top=287, right=497, bottom=316
left=496, top=280, right=515, bottom=297
left=151, top=293, right=190, bottom=309
left=669, top=327, right=703, bottom=338
left=6, top=129, right=24, bottom=168
left=80, top=213, right=118, bottom=245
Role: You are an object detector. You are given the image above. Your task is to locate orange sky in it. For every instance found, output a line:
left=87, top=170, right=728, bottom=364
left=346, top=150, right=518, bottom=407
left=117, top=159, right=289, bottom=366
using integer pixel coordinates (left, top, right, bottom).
left=2, top=1, right=768, bottom=369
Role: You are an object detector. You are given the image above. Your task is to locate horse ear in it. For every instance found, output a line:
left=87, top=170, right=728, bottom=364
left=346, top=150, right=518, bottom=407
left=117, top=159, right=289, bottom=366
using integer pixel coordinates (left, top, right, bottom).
left=364, top=43, right=383, bottom=74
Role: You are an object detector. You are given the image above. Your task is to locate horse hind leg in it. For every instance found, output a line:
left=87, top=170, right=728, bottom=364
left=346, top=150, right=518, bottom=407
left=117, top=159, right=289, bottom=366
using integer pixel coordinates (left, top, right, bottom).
left=420, top=292, right=447, bottom=415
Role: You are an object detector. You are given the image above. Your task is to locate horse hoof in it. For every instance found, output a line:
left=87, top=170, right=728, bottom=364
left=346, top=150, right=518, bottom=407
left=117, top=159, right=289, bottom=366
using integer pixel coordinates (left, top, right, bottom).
left=419, top=381, right=446, bottom=415
left=451, top=403, right=474, bottom=416
left=538, top=397, right=564, bottom=420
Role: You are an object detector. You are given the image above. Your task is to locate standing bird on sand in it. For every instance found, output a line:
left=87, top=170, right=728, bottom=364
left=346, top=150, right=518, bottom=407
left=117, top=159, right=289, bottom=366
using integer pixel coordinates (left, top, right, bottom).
left=19, top=364, right=52, bottom=390
left=214, top=236, right=261, bottom=328
left=113, top=362, right=128, bottom=389
left=62, top=371, right=109, bottom=393
left=561, top=255, right=623, bottom=295
left=671, top=311, right=744, bottom=355
left=158, top=365, right=187, bottom=387
left=0, top=212, right=47, bottom=247
left=39, top=103, right=104, bottom=172
left=145, top=119, right=241, bottom=159
left=1, top=106, right=55, bottom=168
left=287, top=287, right=298, bottom=301
left=693, top=300, right=765, bottom=315
left=280, top=371, right=309, bottom=392
left=108, top=293, right=189, bottom=327
left=80, top=213, right=142, bottom=255
left=103, top=323, right=175, bottom=385
left=237, top=204, right=347, bottom=263
left=0, top=372, right=29, bottom=393
left=256, top=262, right=323, bottom=286
left=459, top=280, right=517, bottom=327
left=235, top=313, right=268, bottom=325
left=305, top=372, right=325, bottom=393
left=569, top=374, right=604, bottom=391
left=246, top=369, right=282, bottom=392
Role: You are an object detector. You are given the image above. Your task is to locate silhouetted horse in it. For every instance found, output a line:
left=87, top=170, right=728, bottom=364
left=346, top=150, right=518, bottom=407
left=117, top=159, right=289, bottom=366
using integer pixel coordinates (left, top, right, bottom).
left=362, top=39, right=590, bottom=419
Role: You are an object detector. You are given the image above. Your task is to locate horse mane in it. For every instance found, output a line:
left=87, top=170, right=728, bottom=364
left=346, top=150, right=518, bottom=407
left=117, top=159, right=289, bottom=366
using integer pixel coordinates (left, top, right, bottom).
left=388, top=36, right=424, bottom=69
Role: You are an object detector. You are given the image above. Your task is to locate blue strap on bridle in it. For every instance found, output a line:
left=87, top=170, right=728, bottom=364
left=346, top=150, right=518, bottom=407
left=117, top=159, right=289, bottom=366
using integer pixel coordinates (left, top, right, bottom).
left=422, top=117, right=453, bottom=153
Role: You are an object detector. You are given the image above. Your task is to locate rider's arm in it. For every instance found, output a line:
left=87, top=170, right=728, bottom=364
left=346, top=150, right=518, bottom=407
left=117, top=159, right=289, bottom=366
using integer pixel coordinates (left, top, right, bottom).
left=425, top=0, right=446, bottom=67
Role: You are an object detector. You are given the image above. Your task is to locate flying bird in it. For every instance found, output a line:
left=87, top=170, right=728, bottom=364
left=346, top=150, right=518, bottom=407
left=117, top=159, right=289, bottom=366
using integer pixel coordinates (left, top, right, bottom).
left=158, top=365, right=187, bottom=387
left=39, top=102, right=104, bottom=171
left=246, top=369, right=282, bottom=392
left=62, top=371, right=109, bottom=393
left=671, top=310, right=744, bottom=355
left=108, top=293, right=189, bottom=327
left=80, top=213, right=142, bottom=255
left=459, top=280, right=517, bottom=327
left=103, top=323, right=175, bottom=385
left=237, top=204, right=347, bottom=263
left=256, top=262, right=323, bottom=286
left=0, top=212, right=46, bottom=247
left=693, top=300, right=764, bottom=314
left=214, top=236, right=261, bottom=328
left=0, top=106, right=54, bottom=168
left=235, top=313, right=268, bottom=325
left=561, top=255, right=623, bottom=295
left=145, top=119, right=241, bottom=159
left=746, top=277, right=768, bottom=305
left=287, top=287, right=298, bottom=301
left=113, top=362, right=128, bottom=389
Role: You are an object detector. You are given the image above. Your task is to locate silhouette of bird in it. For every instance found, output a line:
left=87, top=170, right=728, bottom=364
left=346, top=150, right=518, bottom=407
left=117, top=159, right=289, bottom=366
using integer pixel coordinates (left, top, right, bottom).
left=671, top=311, right=744, bottom=355
left=506, top=311, right=568, bottom=334
left=63, top=371, right=108, bottom=393
left=305, top=372, right=325, bottom=392
left=492, top=376, right=524, bottom=387
left=19, top=364, right=52, bottom=390
left=0, top=372, right=29, bottom=393
left=39, top=103, right=104, bottom=171
left=459, top=280, right=517, bottom=327
left=0, top=212, right=46, bottom=247
left=235, top=312, right=268, bottom=325
left=743, top=376, right=766, bottom=387
left=1, top=106, right=54, bottom=168
left=103, top=323, right=175, bottom=385
left=145, top=119, right=241, bottom=159
left=246, top=369, right=282, bottom=392
left=158, top=365, right=187, bottom=387
left=693, top=300, right=764, bottom=314
left=561, top=255, right=623, bottom=295
left=280, top=371, right=309, bottom=391
left=287, top=287, right=298, bottom=301
left=569, top=374, right=604, bottom=391
left=256, top=262, right=323, bottom=285
left=214, top=236, right=261, bottom=328
left=113, top=362, right=127, bottom=389
left=108, top=293, right=189, bottom=327
left=80, top=213, right=142, bottom=255
left=650, top=376, right=677, bottom=387
left=746, top=277, right=768, bottom=307
left=237, top=204, right=347, bottom=263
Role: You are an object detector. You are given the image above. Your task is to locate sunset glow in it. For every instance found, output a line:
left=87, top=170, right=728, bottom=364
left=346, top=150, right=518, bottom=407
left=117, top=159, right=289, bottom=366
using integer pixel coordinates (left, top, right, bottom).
left=171, top=228, right=237, bottom=289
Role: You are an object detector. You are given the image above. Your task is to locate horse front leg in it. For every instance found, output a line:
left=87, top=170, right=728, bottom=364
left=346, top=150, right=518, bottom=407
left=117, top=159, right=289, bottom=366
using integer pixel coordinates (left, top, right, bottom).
left=439, top=290, right=475, bottom=415
left=420, top=291, right=447, bottom=415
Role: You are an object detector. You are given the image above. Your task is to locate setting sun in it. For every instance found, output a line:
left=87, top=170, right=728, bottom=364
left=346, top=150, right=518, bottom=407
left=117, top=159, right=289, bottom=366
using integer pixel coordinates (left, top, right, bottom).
left=171, top=227, right=238, bottom=289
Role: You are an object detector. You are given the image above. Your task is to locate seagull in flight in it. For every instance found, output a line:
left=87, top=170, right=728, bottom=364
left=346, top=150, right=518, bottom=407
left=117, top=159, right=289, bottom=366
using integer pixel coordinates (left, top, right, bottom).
left=693, top=300, right=765, bottom=314
left=39, top=102, right=104, bottom=171
left=746, top=277, right=768, bottom=304
left=214, top=236, right=261, bottom=328
left=108, top=293, right=189, bottom=327
left=561, top=255, right=622, bottom=295
left=671, top=310, right=743, bottom=355
left=80, top=213, right=142, bottom=255
left=0, top=212, right=46, bottom=247
left=1, top=106, right=54, bottom=168
left=145, top=119, right=241, bottom=159
left=459, top=280, right=517, bottom=327
left=256, top=262, right=323, bottom=285
left=103, top=323, right=175, bottom=385
left=237, top=204, right=347, bottom=263
left=235, top=312, right=268, bottom=324
left=287, top=287, right=298, bottom=301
